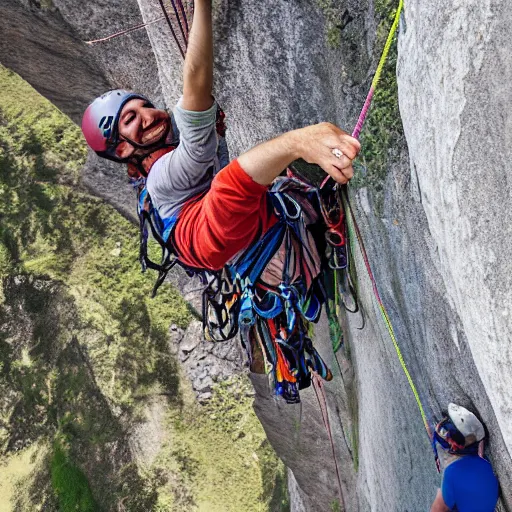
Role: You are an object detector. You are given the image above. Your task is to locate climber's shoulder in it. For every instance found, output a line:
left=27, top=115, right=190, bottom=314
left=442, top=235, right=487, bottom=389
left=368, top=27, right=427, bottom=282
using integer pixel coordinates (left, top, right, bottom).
left=442, top=456, right=498, bottom=511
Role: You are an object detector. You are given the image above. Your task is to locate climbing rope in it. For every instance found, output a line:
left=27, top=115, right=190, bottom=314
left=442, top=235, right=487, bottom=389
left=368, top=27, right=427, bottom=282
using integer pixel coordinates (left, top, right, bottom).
left=163, top=0, right=189, bottom=52
left=175, top=0, right=190, bottom=40
left=157, top=0, right=186, bottom=59
left=85, top=17, right=166, bottom=45
left=347, top=0, right=433, bottom=439
left=312, top=372, right=345, bottom=511
left=320, top=0, right=434, bottom=442
left=343, top=188, right=432, bottom=437
left=321, top=0, right=403, bottom=188
left=85, top=0, right=193, bottom=59
left=351, top=0, right=404, bottom=139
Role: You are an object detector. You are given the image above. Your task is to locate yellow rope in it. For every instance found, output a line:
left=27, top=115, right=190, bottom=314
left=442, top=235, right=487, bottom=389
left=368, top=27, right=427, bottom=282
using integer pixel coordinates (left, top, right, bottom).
left=371, top=0, right=404, bottom=90
left=344, top=193, right=432, bottom=438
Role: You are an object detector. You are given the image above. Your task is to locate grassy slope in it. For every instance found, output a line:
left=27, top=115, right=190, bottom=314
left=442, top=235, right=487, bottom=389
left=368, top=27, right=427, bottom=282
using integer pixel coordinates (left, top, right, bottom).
left=0, top=65, right=287, bottom=511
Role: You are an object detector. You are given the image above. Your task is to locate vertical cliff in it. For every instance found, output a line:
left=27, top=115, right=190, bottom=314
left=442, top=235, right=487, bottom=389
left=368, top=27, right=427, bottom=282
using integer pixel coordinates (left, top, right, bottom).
left=1, top=0, right=511, bottom=510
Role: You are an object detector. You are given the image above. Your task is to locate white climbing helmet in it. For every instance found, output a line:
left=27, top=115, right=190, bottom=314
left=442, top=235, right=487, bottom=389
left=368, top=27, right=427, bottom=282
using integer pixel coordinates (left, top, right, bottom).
left=448, top=403, right=485, bottom=446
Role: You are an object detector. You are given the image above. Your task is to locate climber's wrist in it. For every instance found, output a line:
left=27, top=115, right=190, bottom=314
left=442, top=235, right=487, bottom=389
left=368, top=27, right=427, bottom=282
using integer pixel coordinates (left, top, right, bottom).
left=286, top=129, right=305, bottom=161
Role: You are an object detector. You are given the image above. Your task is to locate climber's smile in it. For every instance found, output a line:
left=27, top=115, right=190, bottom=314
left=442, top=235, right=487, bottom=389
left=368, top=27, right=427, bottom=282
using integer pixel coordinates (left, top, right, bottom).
left=115, top=98, right=171, bottom=158
left=141, top=122, right=167, bottom=145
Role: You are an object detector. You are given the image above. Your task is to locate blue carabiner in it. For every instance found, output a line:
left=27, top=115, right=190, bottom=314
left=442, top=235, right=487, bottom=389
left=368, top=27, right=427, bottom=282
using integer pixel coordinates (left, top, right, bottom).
left=279, top=284, right=298, bottom=333
left=239, top=289, right=256, bottom=326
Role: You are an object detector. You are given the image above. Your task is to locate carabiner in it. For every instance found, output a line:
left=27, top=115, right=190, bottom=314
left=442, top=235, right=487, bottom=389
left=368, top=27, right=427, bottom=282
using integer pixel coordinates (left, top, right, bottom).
left=325, top=228, right=345, bottom=247
left=273, top=192, right=301, bottom=220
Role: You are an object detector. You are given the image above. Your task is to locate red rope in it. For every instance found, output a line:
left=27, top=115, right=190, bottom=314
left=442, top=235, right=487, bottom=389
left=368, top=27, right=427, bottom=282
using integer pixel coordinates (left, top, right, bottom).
left=176, top=0, right=190, bottom=38
left=157, top=0, right=186, bottom=59
left=85, top=16, right=166, bottom=45
left=167, top=0, right=188, bottom=49
left=312, top=372, right=346, bottom=511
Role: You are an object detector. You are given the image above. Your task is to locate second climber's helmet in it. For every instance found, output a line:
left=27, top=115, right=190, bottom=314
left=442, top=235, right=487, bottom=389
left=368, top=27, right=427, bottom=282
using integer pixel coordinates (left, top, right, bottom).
left=447, top=403, right=485, bottom=447
left=81, top=89, right=152, bottom=162
left=435, top=403, right=485, bottom=452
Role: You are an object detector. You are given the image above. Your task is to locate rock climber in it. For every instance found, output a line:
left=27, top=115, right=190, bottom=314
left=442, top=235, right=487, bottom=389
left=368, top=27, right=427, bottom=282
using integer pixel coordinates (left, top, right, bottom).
left=430, top=403, right=499, bottom=512
left=81, top=0, right=361, bottom=403
left=81, top=0, right=361, bottom=272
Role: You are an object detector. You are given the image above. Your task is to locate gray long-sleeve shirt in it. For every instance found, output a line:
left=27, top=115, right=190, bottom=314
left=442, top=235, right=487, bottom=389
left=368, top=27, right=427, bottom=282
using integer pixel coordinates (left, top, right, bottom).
left=146, top=99, right=221, bottom=221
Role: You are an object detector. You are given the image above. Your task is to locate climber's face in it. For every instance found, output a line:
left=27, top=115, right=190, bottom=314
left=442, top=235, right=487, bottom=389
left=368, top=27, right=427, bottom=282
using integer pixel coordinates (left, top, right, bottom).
left=115, top=98, right=171, bottom=159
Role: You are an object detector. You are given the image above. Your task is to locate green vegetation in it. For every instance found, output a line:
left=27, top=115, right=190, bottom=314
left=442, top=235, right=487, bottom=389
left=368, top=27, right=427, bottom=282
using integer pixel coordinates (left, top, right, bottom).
left=0, top=65, right=190, bottom=415
left=317, top=0, right=344, bottom=49
left=0, top=64, right=287, bottom=511
left=352, top=0, right=405, bottom=210
left=330, top=499, right=342, bottom=512
left=152, top=377, right=289, bottom=512
left=50, top=438, right=98, bottom=512
left=314, top=0, right=404, bottom=212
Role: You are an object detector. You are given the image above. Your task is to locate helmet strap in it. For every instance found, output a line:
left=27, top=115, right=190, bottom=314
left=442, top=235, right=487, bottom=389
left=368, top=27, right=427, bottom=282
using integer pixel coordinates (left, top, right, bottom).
left=117, top=122, right=172, bottom=176
left=129, top=145, right=176, bottom=178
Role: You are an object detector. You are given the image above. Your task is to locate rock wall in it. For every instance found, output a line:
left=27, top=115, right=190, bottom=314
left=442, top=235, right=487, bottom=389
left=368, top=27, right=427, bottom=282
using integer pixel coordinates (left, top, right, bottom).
left=2, top=0, right=511, bottom=510
left=398, top=0, right=512, bottom=478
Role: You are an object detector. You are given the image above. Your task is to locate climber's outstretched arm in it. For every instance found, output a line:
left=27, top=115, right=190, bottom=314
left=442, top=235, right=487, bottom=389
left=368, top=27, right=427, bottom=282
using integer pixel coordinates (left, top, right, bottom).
left=181, top=0, right=214, bottom=112
left=238, top=122, right=361, bottom=186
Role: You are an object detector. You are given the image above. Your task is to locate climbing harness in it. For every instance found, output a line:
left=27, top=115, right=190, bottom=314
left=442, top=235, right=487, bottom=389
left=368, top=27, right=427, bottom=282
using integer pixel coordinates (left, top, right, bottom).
left=139, top=165, right=336, bottom=403
left=128, top=95, right=332, bottom=404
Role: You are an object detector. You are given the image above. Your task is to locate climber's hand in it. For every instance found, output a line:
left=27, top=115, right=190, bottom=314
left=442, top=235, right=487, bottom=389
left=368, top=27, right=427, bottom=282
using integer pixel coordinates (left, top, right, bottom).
left=238, top=122, right=360, bottom=187
left=296, top=123, right=361, bottom=184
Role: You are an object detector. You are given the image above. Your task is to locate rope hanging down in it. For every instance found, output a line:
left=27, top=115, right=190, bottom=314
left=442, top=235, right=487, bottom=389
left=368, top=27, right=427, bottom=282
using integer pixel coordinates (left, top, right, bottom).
left=161, top=0, right=189, bottom=54
left=175, top=0, right=190, bottom=40
left=85, top=0, right=192, bottom=56
left=342, top=188, right=432, bottom=437
left=312, top=1, right=433, bottom=505
left=157, top=0, right=186, bottom=59
left=335, top=0, right=433, bottom=440
left=312, top=373, right=345, bottom=511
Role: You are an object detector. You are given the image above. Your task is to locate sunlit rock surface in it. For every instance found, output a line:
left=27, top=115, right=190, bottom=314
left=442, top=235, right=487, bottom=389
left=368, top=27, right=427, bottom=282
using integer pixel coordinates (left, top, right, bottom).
left=1, top=0, right=511, bottom=509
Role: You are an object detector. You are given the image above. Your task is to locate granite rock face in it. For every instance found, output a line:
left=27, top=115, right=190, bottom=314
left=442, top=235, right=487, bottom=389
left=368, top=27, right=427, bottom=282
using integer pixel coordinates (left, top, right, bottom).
left=2, top=0, right=512, bottom=510
left=172, top=319, right=245, bottom=399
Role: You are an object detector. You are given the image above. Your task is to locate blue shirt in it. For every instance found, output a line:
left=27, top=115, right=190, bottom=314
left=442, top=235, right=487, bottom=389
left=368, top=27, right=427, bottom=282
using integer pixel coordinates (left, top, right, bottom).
left=442, top=456, right=499, bottom=512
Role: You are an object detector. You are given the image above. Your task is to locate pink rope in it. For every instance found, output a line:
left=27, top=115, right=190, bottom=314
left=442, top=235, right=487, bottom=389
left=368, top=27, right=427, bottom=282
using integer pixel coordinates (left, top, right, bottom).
left=320, top=86, right=375, bottom=189
left=352, top=87, right=374, bottom=140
